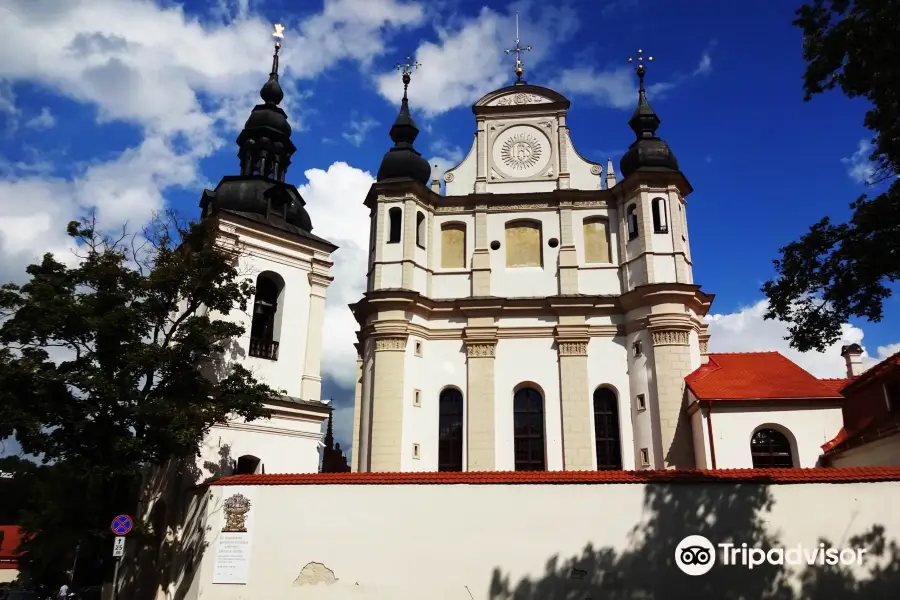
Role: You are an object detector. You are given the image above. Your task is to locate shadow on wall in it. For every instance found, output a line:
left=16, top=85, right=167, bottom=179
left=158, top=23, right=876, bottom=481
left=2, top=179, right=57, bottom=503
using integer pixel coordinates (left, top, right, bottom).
left=488, top=481, right=899, bottom=600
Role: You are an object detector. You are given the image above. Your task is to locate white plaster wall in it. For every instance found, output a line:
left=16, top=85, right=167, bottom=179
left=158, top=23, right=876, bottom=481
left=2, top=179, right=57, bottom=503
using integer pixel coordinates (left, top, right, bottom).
left=444, top=137, right=477, bottom=197
left=494, top=338, right=562, bottom=470
left=223, top=249, right=311, bottom=399
left=197, top=412, right=324, bottom=476
left=622, top=255, right=647, bottom=291
left=357, top=348, right=375, bottom=471
left=691, top=407, right=710, bottom=469
left=401, top=339, right=467, bottom=472
left=488, top=210, right=560, bottom=298
left=587, top=337, right=636, bottom=470
left=412, top=264, right=428, bottom=295
left=0, top=569, right=17, bottom=584
left=196, top=480, right=900, bottom=599
left=829, top=434, right=900, bottom=467
left=652, top=254, right=678, bottom=283
left=702, top=405, right=845, bottom=468
left=488, top=178, right=559, bottom=194
left=628, top=330, right=657, bottom=467
left=564, top=131, right=603, bottom=191
left=378, top=263, right=402, bottom=288
left=431, top=273, right=471, bottom=298
left=579, top=266, right=621, bottom=296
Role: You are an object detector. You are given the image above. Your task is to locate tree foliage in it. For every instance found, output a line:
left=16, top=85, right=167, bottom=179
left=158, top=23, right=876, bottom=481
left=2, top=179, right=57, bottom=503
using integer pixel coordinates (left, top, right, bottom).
left=0, top=213, right=280, bottom=591
left=762, top=0, right=900, bottom=352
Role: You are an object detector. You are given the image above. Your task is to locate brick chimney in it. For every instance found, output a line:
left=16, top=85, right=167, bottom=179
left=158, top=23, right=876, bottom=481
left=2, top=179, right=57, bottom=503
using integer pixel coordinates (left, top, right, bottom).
left=841, top=343, right=864, bottom=378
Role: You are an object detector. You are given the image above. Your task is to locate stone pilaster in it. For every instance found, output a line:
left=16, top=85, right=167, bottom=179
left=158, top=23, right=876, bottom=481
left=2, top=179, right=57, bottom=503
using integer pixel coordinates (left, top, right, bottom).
left=368, top=335, right=408, bottom=472
left=649, top=323, right=695, bottom=469
left=464, top=334, right=496, bottom=471
left=351, top=350, right=363, bottom=472
left=556, top=332, right=593, bottom=470
left=557, top=201, right=579, bottom=294
left=475, top=118, right=487, bottom=194
left=371, top=202, right=386, bottom=290
left=300, top=272, right=331, bottom=401
left=471, top=204, right=491, bottom=296
left=401, top=198, right=416, bottom=288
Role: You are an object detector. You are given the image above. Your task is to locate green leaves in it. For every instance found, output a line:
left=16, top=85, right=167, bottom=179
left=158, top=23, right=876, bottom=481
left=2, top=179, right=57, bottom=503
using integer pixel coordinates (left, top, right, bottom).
left=0, top=211, right=278, bottom=588
left=763, top=0, right=900, bottom=350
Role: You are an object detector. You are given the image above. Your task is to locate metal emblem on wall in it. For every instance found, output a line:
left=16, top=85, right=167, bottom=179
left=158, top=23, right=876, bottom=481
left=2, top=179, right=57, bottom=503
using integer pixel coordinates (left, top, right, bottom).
left=222, top=493, right=252, bottom=532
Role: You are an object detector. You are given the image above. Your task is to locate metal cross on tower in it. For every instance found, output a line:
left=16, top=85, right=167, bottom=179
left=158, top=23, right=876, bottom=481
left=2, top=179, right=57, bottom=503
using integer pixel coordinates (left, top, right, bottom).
left=628, top=48, right=654, bottom=90
left=504, top=12, right=532, bottom=83
left=395, top=56, right=421, bottom=95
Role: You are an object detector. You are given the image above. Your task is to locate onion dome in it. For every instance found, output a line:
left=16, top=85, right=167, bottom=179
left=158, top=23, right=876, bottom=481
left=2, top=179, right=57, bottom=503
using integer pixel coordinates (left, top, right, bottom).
left=376, top=60, right=431, bottom=185
left=619, top=49, right=680, bottom=178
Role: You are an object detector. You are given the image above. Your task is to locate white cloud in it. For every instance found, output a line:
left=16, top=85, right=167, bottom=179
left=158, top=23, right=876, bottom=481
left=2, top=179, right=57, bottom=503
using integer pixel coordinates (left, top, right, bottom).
left=841, top=139, right=876, bottom=184
left=296, top=162, right=374, bottom=388
left=342, top=116, right=379, bottom=147
left=373, top=2, right=579, bottom=116
left=553, top=44, right=715, bottom=110
left=707, top=299, right=899, bottom=378
left=25, top=107, right=56, bottom=130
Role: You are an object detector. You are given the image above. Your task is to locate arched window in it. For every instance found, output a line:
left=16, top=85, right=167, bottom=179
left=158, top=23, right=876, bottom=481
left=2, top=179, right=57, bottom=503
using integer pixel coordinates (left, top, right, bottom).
left=438, top=388, right=464, bottom=472
left=416, top=211, right=426, bottom=248
left=583, top=217, right=611, bottom=263
left=626, top=204, right=639, bottom=240
left=750, top=428, right=795, bottom=468
left=652, top=197, right=668, bottom=233
left=235, top=455, right=262, bottom=475
left=505, top=220, right=543, bottom=268
left=513, top=387, right=545, bottom=471
left=441, top=222, right=466, bottom=268
left=593, top=388, right=622, bottom=470
left=250, top=272, right=284, bottom=360
left=388, top=207, right=402, bottom=244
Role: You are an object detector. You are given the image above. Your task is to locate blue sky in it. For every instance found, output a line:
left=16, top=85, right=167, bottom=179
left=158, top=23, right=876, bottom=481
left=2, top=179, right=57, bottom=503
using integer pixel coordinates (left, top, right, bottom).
left=0, top=0, right=897, bottom=456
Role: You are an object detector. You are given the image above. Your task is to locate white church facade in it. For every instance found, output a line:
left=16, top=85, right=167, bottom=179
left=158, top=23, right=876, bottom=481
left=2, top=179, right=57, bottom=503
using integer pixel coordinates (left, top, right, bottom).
left=351, top=54, right=715, bottom=473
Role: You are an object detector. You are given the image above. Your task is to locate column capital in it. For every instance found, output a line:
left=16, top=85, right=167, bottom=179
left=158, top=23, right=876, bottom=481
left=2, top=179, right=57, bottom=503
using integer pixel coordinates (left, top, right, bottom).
left=558, top=341, right=588, bottom=356
left=650, top=329, right=690, bottom=347
left=465, top=341, right=496, bottom=358
left=373, top=336, right=408, bottom=352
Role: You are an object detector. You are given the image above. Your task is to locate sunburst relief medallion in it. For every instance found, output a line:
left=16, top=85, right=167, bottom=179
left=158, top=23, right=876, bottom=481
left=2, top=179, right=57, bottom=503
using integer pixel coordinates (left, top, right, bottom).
left=500, top=133, right=542, bottom=171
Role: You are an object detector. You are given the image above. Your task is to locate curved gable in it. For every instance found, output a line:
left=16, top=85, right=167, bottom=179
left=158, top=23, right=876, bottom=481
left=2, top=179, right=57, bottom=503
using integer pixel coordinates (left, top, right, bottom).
left=474, top=84, right=570, bottom=113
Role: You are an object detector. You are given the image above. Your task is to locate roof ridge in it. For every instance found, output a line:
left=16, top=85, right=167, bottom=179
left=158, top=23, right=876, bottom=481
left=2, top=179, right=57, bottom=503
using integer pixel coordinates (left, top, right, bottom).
left=708, top=351, right=781, bottom=355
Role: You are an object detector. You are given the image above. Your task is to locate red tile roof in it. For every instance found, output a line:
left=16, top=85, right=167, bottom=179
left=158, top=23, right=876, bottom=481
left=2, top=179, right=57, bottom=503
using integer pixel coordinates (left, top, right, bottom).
left=208, top=467, right=900, bottom=486
left=823, top=412, right=900, bottom=457
left=0, top=526, right=23, bottom=569
left=819, top=378, right=853, bottom=393
left=685, top=352, right=844, bottom=401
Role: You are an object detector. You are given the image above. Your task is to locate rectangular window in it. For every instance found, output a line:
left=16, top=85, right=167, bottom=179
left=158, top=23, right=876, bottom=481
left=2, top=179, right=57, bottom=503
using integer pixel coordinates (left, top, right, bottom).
left=414, top=340, right=423, bottom=357
left=636, top=394, right=646, bottom=411
left=633, top=341, right=643, bottom=357
left=412, top=443, right=421, bottom=459
left=640, top=448, right=650, bottom=467
left=413, top=389, right=421, bottom=407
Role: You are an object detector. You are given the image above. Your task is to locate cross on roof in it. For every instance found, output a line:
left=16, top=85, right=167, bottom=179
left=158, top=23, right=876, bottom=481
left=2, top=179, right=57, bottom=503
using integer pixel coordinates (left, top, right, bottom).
left=504, top=12, right=532, bottom=82
left=396, top=56, right=421, bottom=76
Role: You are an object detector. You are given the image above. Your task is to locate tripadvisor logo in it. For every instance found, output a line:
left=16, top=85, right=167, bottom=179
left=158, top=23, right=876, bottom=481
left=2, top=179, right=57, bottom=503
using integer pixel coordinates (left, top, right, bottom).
left=675, top=535, right=868, bottom=576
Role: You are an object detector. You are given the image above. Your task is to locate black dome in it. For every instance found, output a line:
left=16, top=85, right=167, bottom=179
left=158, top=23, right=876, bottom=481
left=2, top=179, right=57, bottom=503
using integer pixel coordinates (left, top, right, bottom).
left=620, top=138, right=679, bottom=177
left=618, top=63, right=680, bottom=179
left=207, top=176, right=313, bottom=232
left=376, top=72, right=430, bottom=186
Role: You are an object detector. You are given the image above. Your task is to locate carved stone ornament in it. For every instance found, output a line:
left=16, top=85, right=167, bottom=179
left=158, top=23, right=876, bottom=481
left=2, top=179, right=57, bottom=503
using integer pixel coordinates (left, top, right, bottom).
left=496, top=93, right=547, bottom=106
left=375, top=337, right=407, bottom=351
left=466, top=342, right=496, bottom=358
left=651, top=330, right=690, bottom=346
left=500, top=132, right=542, bottom=171
left=436, top=204, right=467, bottom=213
left=443, top=172, right=455, bottom=183
left=490, top=202, right=551, bottom=211
left=699, top=340, right=709, bottom=354
left=558, top=341, right=588, bottom=356
left=222, top=493, right=251, bottom=533
left=590, top=164, right=603, bottom=175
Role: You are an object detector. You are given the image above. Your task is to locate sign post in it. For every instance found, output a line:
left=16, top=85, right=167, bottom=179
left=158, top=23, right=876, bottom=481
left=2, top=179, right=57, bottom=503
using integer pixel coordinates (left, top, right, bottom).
left=110, top=515, right=133, bottom=600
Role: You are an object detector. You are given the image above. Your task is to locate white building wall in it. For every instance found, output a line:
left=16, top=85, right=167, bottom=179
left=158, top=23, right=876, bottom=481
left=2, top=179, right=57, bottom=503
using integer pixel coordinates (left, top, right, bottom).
left=692, top=403, right=844, bottom=469
left=494, top=337, right=562, bottom=470
left=587, top=337, right=636, bottom=470
left=400, top=339, right=468, bottom=472
left=488, top=210, right=560, bottom=298
left=193, top=479, right=900, bottom=599
left=197, top=412, right=323, bottom=477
